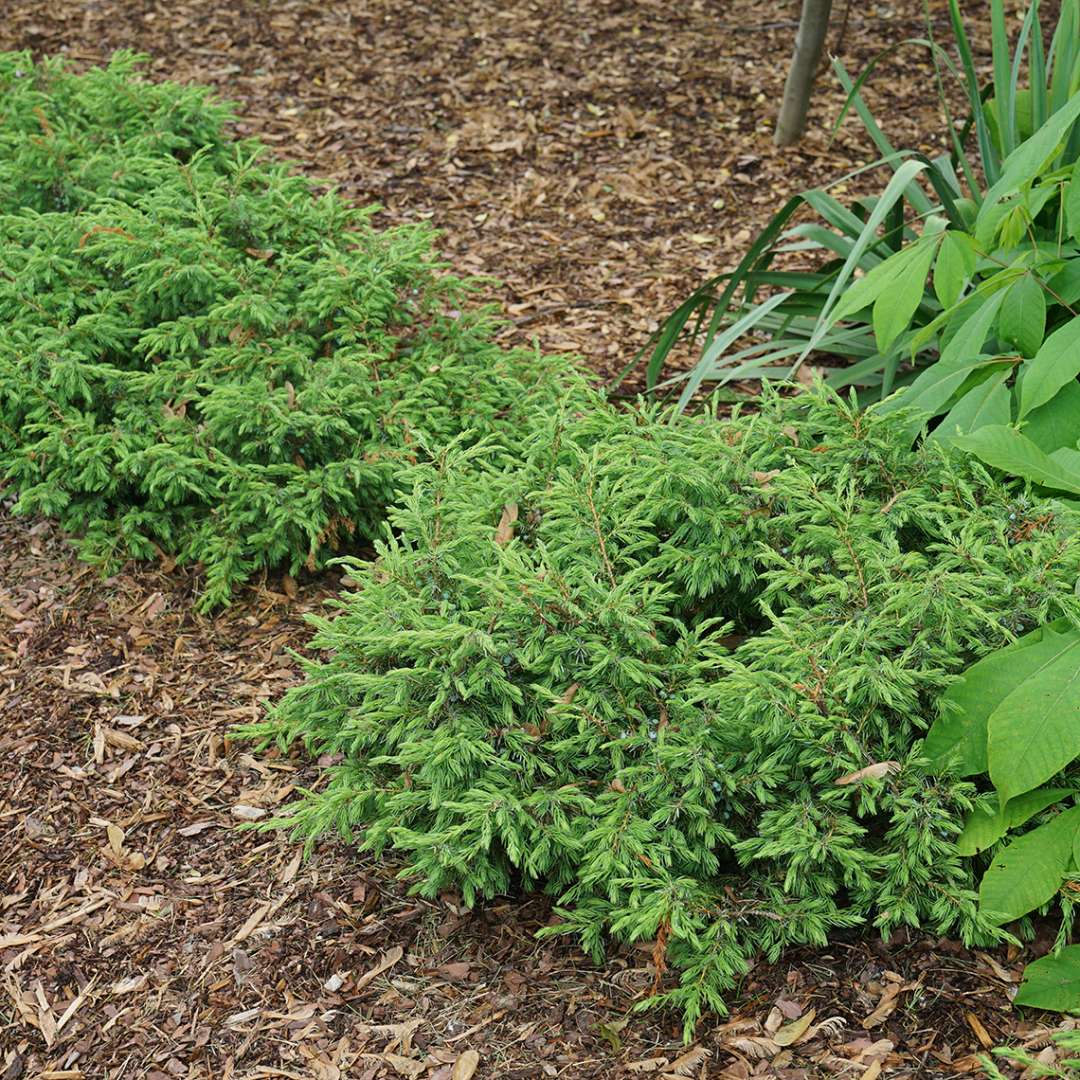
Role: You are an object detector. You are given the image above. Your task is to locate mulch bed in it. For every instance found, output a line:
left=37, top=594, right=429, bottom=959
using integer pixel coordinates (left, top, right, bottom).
left=1, top=0, right=1075, bottom=1076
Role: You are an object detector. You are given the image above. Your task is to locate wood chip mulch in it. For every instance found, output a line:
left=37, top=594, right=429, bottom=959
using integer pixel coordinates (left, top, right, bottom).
left=2, top=1, right=1078, bottom=1077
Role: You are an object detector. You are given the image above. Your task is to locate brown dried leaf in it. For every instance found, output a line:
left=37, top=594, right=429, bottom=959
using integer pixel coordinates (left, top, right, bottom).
left=773, top=1007, right=816, bottom=1047
left=355, top=944, right=404, bottom=991
left=863, top=983, right=918, bottom=1029
left=835, top=762, right=900, bottom=786
left=370, top=1053, right=424, bottom=1078
left=728, top=1037, right=780, bottom=1059
left=627, top=1058, right=669, bottom=1074
left=494, top=503, right=519, bottom=546
left=450, top=1050, right=480, bottom=1080
left=106, top=824, right=125, bottom=858
left=666, top=1047, right=709, bottom=1075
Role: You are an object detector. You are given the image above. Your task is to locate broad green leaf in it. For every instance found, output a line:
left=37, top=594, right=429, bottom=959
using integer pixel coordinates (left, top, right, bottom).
left=1049, top=257, right=1080, bottom=305
left=1051, top=445, right=1080, bottom=473
left=957, top=787, right=1073, bottom=856
left=929, top=369, right=1011, bottom=444
left=977, top=91, right=1080, bottom=237
left=872, top=238, right=938, bottom=353
left=1023, top=381, right=1080, bottom=453
left=988, top=626, right=1080, bottom=805
left=939, top=288, right=1009, bottom=367
left=998, top=204, right=1031, bottom=250
left=801, top=159, right=930, bottom=363
left=998, top=274, right=1047, bottom=358
left=975, top=200, right=1016, bottom=251
left=1019, top=316, right=1080, bottom=419
left=880, top=291, right=1010, bottom=428
left=955, top=424, right=1080, bottom=495
left=829, top=239, right=929, bottom=326
left=884, top=357, right=1010, bottom=435
left=934, top=231, right=976, bottom=308
left=1015, top=945, right=1080, bottom=1010
left=979, top=804, right=1080, bottom=924
left=1067, top=167, right=1080, bottom=242
left=924, top=621, right=1072, bottom=775
left=909, top=271, right=1016, bottom=358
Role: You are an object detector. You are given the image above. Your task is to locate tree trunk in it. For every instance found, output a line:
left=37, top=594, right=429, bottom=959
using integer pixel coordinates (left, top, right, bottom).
left=774, top=0, right=833, bottom=147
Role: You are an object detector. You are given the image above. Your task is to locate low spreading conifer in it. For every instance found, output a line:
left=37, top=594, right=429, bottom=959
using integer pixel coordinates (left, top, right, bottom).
left=249, top=389, right=1080, bottom=1032
left=0, top=51, right=581, bottom=607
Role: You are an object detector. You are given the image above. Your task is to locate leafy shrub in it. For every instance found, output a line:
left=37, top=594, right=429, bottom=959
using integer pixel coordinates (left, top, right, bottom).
left=248, top=388, right=1080, bottom=1032
left=646, top=0, right=1080, bottom=450
left=926, top=620, right=1080, bottom=1010
left=0, top=51, right=583, bottom=607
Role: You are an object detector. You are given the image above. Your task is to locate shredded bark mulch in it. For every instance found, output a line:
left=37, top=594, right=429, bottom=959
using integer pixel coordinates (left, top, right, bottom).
left=2, top=1, right=1076, bottom=1077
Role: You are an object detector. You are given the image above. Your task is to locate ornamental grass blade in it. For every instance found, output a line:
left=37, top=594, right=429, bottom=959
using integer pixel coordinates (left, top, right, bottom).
left=795, top=159, right=930, bottom=374
left=675, top=291, right=792, bottom=412
left=991, top=0, right=1018, bottom=157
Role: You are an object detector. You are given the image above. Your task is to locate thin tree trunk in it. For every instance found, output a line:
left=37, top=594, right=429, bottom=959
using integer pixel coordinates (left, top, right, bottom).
left=774, top=0, right=833, bottom=147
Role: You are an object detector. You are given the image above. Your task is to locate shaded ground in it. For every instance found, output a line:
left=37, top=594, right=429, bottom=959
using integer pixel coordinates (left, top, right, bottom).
left=1, top=0, right=1075, bottom=1077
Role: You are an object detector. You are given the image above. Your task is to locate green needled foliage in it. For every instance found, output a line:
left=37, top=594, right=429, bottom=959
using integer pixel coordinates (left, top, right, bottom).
left=0, top=51, right=584, bottom=608
left=246, top=388, right=1080, bottom=1034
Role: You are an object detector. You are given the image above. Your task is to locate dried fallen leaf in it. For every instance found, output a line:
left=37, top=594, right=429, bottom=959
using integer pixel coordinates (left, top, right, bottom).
left=102, top=727, right=141, bottom=751
left=666, top=1047, right=709, bottom=1075
left=627, top=1058, right=669, bottom=1074
left=728, top=1037, right=780, bottom=1060
left=368, top=1053, right=423, bottom=1079
left=773, top=1007, right=816, bottom=1047
left=177, top=820, right=217, bottom=837
left=863, top=983, right=918, bottom=1028
left=106, top=824, right=124, bottom=858
left=110, top=974, right=147, bottom=995
left=451, top=1050, right=480, bottom=1080
left=808, top=1015, right=846, bottom=1041
left=598, top=1017, right=629, bottom=1052
left=355, top=945, right=404, bottom=991
left=494, top=503, right=519, bottom=546
left=436, top=961, right=471, bottom=982
left=230, top=901, right=271, bottom=945
left=775, top=997, right=803, bottom=1020
left=835, top=761, right=900, bottom=785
